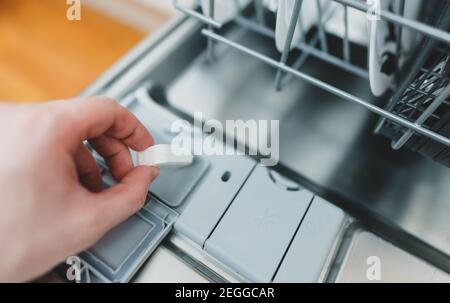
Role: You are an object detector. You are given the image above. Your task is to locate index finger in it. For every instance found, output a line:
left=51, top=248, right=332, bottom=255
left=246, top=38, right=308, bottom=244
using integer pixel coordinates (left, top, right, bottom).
left=61, top=96, right=153, bottom=152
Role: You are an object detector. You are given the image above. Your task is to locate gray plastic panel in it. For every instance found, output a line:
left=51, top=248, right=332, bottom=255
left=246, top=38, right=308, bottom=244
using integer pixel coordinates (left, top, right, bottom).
left=89, top=214, right=158, bottom=271
left=140, top=148, right=209, bottom=208
left=127, top=97, right=209, bottom=208
left=175, top=155, right=256, bottom=245
left=126, top=94, right=174, bottom=133
left=146, top=131, right=209, bottom=208
left=274, top=196, right=345, bottom=282
left=204, top=165, right=314, bottom=282
left=79, top=265, right=109, bottom=283
left=81, top=176, right=178, bottom=283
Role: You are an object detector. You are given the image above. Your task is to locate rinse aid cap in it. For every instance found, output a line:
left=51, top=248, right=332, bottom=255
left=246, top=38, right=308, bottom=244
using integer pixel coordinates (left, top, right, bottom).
left=137, top=144, right=194, bottom=168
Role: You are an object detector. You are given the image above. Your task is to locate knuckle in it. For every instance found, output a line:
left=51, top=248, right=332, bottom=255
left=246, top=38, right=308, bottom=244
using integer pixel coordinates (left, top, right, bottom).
left=96, top=96, right=117, bottom=109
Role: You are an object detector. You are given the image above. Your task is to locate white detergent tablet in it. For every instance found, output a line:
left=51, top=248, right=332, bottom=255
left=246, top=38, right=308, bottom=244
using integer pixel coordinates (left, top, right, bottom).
left=137, top=144, right=194, bottom=168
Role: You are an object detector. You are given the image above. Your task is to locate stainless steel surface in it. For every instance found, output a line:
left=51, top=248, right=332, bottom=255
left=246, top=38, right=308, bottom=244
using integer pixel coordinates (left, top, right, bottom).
left=164, top=235, right=242, bottom=283
left=331, top=227, right=450, bottom=282
left=133, top=245, right=209, bottom=283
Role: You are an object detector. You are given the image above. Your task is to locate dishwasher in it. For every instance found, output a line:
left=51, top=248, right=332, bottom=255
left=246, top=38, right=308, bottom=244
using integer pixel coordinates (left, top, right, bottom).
left=73, top=0, right=450, bottom=283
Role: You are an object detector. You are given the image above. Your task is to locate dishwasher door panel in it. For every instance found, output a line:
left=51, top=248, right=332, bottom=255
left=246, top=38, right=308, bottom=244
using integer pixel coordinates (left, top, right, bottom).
left=274, top=196, right=346, bottom=282
left=204, top=165, right=314, bottom=282
left=175, top=155, right=256, bottom=246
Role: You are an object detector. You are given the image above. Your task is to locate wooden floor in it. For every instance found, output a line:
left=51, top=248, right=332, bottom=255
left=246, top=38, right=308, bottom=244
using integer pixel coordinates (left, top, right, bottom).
left=0, top=0, right=170, bottom=102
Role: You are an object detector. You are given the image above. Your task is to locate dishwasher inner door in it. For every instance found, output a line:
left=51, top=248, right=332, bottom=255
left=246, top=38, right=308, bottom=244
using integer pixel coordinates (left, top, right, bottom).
left=82, top=9, right=450, bottom=277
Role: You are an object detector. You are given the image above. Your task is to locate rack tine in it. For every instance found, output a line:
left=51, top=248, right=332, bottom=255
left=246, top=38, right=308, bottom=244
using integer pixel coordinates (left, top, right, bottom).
left=172, top=0, right=222, bottom=28
left=278, top=4, right=363, bottom=89
left=281, top=34, right=321, bottom=88
left=393, top=71, right=434, bottom=117
left=276, top=3, right=366, bottom=89
left=392, top=84, right=450, bottom=150
left=274, top=0, right=304, bottom=91
left=316, top=0, right=328, bottom=52
left=254, top=0, right=265, bottom=25
left=343, top=4, right=350, bottom=62
left=298, top=15, right=306, bottom=42
left=395, top=0, right=405, bottom=82
left=84, top=268, right=91, bottom=284
left=207, top=0, right=216, bottom=62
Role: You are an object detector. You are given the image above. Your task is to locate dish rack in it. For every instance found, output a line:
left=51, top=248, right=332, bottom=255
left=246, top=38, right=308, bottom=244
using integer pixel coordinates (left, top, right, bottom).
left=173, top=0, right=450, bottom=167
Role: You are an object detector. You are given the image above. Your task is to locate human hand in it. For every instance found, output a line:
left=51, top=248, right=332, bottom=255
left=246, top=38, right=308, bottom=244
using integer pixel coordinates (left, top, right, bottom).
left=0, top=97, right=158, bottom=282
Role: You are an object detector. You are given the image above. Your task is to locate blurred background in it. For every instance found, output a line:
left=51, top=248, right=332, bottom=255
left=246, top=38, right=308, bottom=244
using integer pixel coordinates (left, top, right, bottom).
left=0, top=0, right=177, bottom=103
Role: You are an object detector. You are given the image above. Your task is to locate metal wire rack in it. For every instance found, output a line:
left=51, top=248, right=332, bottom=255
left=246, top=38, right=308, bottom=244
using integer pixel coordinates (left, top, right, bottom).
left=172, top=0, right=450, bottom=162
left=376, top=46, right=450, bottom=151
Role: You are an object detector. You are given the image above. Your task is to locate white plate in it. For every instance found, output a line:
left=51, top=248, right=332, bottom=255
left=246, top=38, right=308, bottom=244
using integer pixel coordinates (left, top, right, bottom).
left=325, top=6, right=368, bottom=46
left=263, top=0, right=279, bottom=12
left=368, top=0, right=421, bottom=96
left=201, top=0, right=252, bottom=24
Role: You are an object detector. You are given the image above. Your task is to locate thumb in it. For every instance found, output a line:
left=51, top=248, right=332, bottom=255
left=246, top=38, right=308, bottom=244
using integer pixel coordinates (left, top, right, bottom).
left=86, top=165, right=159, bottom=240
